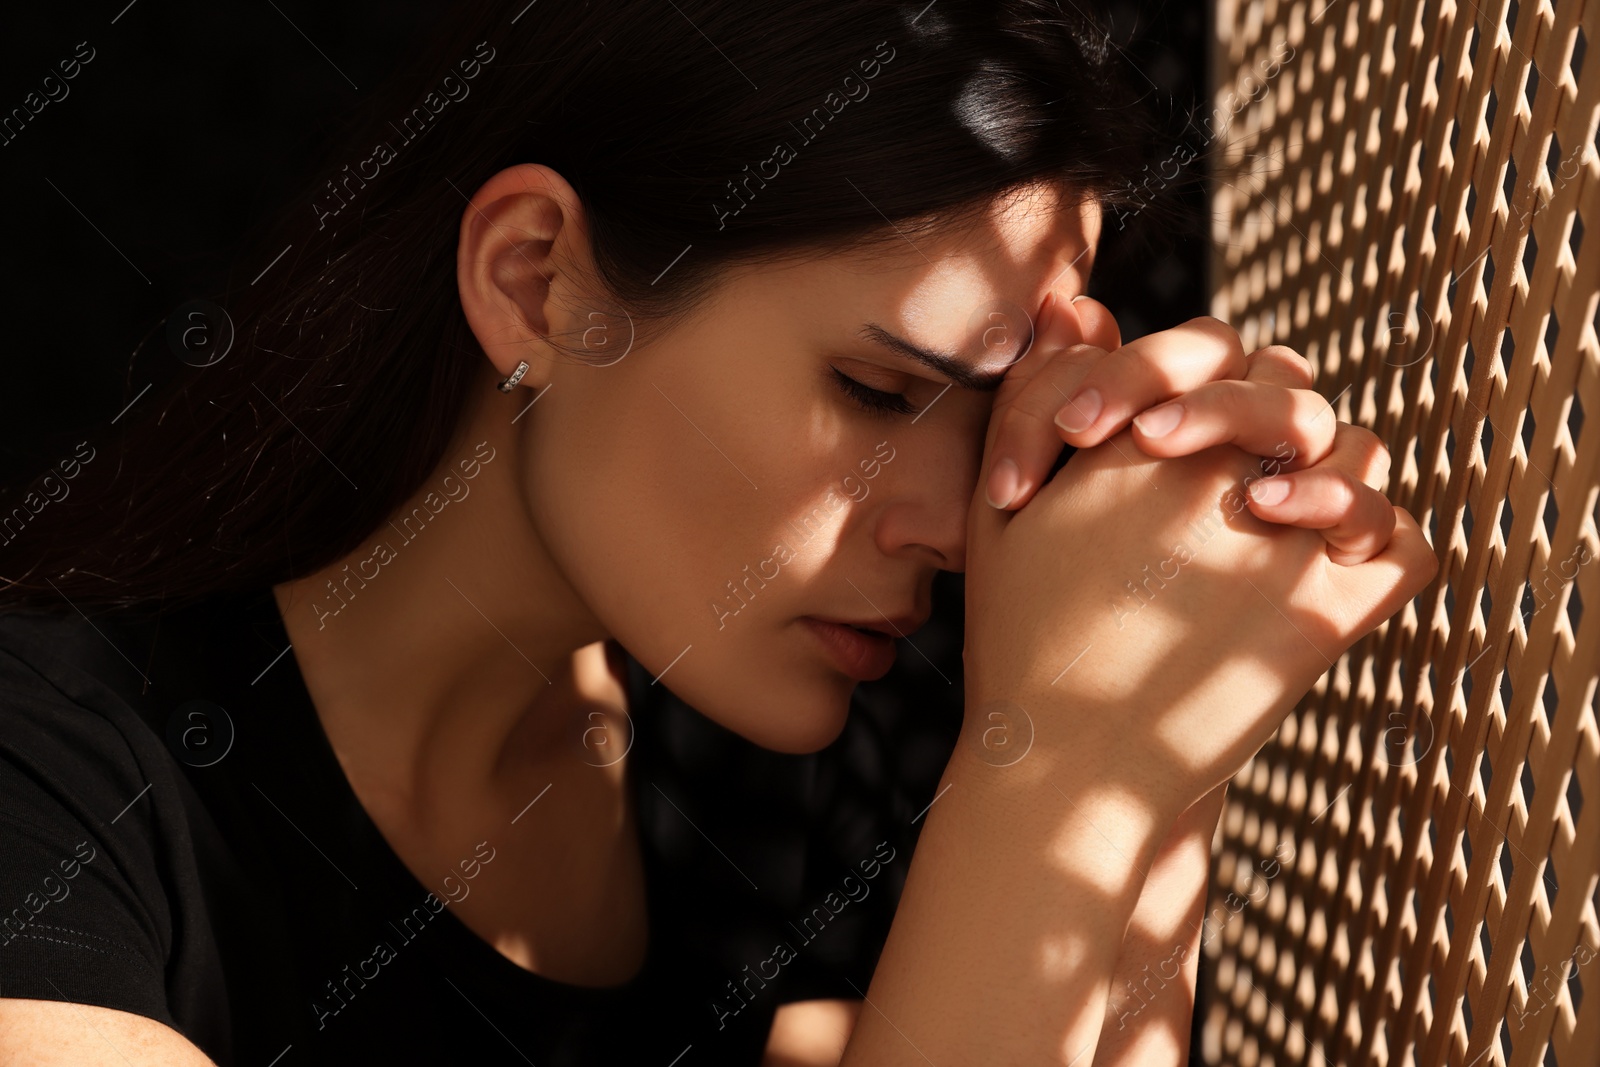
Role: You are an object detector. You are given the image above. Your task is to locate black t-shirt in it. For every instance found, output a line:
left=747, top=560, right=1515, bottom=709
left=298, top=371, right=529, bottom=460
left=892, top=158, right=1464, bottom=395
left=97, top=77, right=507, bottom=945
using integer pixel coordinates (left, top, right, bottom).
left=0, top=587, right=930, bottom=1065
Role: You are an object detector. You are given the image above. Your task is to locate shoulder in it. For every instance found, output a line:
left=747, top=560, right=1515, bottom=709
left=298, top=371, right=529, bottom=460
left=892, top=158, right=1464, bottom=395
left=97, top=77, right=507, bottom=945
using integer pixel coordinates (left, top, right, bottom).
left=0, top=606, right=171, bottom=818
left=0, top=604, right=196, bottom=1033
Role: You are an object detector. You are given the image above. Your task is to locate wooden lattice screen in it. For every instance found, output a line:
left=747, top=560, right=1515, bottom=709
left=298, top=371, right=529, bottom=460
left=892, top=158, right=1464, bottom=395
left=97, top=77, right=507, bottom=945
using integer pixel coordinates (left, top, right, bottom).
left=1201, top=0, right=1600, bottom=1064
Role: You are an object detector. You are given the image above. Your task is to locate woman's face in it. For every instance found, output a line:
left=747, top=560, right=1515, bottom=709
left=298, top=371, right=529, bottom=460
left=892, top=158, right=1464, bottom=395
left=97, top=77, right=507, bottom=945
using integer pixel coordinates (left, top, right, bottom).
left=463, top=167, right=1100, bottom=753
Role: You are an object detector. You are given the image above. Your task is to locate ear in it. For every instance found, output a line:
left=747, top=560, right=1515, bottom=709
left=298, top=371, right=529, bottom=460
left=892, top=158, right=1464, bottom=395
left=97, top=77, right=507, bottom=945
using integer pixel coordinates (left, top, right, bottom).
left=455, top=163, right=590, bottom=388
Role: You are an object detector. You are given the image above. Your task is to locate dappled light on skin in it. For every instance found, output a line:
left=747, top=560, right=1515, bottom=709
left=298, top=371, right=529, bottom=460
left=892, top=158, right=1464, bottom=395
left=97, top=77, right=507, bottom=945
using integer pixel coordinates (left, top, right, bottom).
left=1038, top=932, right=1091, bottom=981
left=1044, top=784, right=1163, bottom=898
left=894, top=186, right=1100, bottom=364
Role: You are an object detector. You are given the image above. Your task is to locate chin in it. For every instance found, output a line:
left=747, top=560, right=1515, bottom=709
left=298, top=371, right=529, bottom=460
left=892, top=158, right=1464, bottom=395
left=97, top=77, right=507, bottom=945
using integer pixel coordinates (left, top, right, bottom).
left=716, top=686, right=854, bottom=755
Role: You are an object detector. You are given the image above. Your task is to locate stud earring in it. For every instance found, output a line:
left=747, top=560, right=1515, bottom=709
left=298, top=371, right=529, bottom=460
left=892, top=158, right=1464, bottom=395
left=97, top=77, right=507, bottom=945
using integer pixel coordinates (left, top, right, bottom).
left=496, top=360, right=530, bottom=393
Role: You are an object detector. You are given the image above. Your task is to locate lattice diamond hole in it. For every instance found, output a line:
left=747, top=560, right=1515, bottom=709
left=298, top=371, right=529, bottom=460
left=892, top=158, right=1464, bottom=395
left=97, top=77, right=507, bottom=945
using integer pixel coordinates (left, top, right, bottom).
left=1542, top=676, right=1560, bottom=729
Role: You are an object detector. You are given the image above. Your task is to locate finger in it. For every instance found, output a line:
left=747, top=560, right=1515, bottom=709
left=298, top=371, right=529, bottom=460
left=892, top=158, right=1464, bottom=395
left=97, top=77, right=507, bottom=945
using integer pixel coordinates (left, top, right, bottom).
left=975, top=294, right=1125, bottom=511
left=1242, top=345, right=1316, bottom=389
left=1237, top=420, right=1394, bottom=559
left=1129, top=381, right=1338, bottom=470
left=983, top=341, right=1109, bottom=508
left=978, top=292, right=1107, bottom=511
left=1241, top=422, right=1395, bottom=563
left=1329, top=506, right=1441, bottom=632
left=1051, top=316, right=1249, bottom=444
left=1277, top=420, right=1392, bottom=489
left=989, top=291, right=1086, bottom=409
left=1244, top=465, right=1398, bottom=565
left=1069, top=295, right=1122, bottom=352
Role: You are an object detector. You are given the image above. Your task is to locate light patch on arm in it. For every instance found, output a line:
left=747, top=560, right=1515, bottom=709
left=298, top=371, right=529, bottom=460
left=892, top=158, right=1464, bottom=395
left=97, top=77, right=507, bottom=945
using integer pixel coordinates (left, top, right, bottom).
left=0, top=998, right=219, bottom=1066
left=762, top=997, right=863, bottom=1067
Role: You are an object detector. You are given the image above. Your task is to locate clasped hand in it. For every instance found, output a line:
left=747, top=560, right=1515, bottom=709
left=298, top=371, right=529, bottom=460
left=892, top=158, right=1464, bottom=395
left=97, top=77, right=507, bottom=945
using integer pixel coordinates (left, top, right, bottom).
left=962, top=293, right=1439, bottom=820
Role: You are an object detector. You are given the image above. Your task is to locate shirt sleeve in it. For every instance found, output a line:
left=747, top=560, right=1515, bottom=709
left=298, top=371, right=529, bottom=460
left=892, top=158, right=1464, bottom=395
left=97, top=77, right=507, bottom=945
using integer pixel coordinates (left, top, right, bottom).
left=0, top=642, right=178, bottom=1028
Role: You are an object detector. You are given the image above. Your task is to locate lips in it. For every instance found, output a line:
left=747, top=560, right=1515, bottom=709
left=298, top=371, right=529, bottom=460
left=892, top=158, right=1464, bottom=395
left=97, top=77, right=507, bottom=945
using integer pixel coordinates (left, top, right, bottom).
left=808, top=612, right=930, bottom=639
left=801, top=617, right=899, bottom=681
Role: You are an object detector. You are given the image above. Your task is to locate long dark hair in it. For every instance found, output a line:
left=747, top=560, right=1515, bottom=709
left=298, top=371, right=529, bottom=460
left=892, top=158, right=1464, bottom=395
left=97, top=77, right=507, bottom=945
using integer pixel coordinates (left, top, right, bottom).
left=1, top=0, right=1180, bottom=614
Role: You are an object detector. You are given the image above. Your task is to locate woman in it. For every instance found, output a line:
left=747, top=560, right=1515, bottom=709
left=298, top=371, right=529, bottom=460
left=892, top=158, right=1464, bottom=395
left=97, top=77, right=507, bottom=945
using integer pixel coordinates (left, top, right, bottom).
left=0, top=1, right=1436, bottom=1064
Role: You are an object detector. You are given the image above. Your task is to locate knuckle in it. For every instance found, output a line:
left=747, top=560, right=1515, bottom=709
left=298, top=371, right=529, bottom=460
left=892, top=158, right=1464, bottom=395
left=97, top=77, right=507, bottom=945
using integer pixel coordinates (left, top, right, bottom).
left=1327, top=468, right=1360, bottom=510
left=1339, top=421, right=1380, bottom=448
left=1184, top=315, right=1247, bottom=362
left=1256, top=343, right=1311, bottom=366
left=1260, top=344, right=1317, bottom=382
left=1185, top=314, right=1234, bottom=338
left=1207, top=379, right=1246, bottom=420
left=1342, top=423, right=1391, bottom=465
left=1312, top=390, right=1338, bottom=423
left=998, top=399, right=1048, bottom=439
left=1057, top=342, right=1108, bottom=371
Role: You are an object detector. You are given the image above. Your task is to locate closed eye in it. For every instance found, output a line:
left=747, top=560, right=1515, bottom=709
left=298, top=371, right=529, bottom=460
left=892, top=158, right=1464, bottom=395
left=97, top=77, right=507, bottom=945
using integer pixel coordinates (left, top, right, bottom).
left=829, top=366, right=918, bottom=418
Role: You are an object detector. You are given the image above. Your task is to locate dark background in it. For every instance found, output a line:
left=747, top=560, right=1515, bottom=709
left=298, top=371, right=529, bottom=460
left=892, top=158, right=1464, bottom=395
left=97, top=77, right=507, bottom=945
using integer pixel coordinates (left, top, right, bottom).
left=0, top=0, right=1211, bottom=1055
left=0, top=0, right=1208, bottom=490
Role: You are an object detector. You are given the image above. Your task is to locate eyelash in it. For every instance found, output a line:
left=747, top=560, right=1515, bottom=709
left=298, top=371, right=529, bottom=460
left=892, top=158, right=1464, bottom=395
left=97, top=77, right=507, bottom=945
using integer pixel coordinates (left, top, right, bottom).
left=829, top=367, right=919, bottom=418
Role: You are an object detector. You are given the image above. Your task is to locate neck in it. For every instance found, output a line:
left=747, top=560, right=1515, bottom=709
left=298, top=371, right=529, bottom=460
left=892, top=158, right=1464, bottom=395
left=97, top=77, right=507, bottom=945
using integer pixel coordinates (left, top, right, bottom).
left=271, top=382, right=628, bottom=821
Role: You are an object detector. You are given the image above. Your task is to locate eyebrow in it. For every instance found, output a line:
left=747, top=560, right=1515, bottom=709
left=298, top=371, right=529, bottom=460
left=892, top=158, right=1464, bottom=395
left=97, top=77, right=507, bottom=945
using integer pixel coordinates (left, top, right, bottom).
left=857, top=323, right=1016, bottom=393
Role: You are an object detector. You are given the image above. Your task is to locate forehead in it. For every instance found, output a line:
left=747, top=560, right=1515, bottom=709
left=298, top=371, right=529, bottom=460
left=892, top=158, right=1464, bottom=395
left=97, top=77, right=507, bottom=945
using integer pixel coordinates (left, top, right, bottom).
left=793, top=182, right=1102, bottom=366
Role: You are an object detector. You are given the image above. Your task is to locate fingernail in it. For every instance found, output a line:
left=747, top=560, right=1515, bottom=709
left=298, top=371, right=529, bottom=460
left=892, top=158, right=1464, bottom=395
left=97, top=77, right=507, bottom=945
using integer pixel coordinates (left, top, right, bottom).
left=986, top=457, right=1021, bottom=509
left=1054, top=388, right=1102, bottom=434
left=1132, top=402, right=1183, bottom=438
left=1249, top=477, right=1290, bottom=505
left=1070, top=294, right=1088, bottom=304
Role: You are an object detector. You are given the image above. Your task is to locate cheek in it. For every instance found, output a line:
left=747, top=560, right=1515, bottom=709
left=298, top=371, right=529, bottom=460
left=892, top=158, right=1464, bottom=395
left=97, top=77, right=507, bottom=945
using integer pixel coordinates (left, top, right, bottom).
left=523, top=376, right=870, bottom=752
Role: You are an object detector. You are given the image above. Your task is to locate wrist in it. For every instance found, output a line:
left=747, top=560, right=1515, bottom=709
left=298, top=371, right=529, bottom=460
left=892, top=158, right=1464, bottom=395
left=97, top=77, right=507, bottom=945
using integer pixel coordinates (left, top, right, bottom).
left=959, top=686, right=1192, bottom=833
left=948, top=706, right=1174, bottom=897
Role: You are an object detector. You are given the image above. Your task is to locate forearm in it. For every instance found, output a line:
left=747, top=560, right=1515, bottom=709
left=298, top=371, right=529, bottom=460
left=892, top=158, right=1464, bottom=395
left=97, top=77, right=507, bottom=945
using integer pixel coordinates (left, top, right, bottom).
left=839, top=718, right=1173, bottom=1067
left=1091, top=783, right=1227, bottom=1066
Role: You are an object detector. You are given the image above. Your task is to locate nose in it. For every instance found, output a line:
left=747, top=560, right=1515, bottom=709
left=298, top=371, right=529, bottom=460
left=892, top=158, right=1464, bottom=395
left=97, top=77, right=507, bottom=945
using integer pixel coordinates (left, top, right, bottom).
left=870, top=423, right=985, bottom=574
